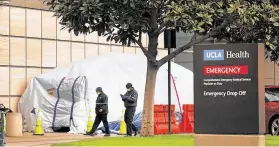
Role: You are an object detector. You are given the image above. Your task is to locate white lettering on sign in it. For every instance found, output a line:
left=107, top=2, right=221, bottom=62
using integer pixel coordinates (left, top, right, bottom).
left=206, top=52, right=222, bottom=58
left=226, top=51, right=249, bottom=58
left=203, top=91, right=226, bottom=97
left=238, top=91, right=247, bottom=95
left=227, top=91, right=238, bottom=96
left=206, top=67, right=240, bottom=74
left=204, top=91, right=247, bottom=97
left=203, top=65, right=248, bottom=75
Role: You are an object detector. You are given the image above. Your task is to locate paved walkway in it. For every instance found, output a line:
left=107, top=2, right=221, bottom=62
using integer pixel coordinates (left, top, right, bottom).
left=6, top=132, right=114, bottom=146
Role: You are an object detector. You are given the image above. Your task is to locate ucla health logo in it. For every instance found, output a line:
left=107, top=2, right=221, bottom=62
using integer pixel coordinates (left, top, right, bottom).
left=203, top=49, right=224, bottom=61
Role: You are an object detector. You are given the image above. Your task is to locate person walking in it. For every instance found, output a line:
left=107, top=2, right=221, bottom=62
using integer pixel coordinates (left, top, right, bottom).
left=120, top=83, right=139, bottom=136
left=89, top=87, right=110, bottom=137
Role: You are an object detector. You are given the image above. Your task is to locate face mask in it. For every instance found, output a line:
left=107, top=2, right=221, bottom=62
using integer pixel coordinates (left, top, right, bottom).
left=96, top=92, right=101, bottom=95
left=127, top=89, right=131, bottom=92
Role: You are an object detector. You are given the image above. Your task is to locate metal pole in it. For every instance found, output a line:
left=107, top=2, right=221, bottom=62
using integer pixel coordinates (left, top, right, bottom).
left=167, top=30, right=172, bottom=134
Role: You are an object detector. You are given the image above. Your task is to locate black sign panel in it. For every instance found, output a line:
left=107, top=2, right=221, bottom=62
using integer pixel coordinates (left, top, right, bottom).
left=194, top=43, right=264, bottom=134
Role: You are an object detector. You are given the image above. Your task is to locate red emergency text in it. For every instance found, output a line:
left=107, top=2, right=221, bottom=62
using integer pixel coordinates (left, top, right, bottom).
left=203, top=65, right=248, bottom=75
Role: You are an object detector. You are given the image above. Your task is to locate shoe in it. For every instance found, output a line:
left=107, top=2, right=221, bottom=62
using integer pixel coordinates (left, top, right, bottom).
left=83, top=132, right=91, bottom=135
left=90, top=133, right=98, bottom=136
left=134, top=131, right=138, bottom=136
left=104, top=134, right=110, bottom=137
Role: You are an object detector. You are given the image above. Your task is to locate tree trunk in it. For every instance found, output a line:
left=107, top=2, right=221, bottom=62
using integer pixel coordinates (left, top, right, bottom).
left=140, top=61, right=158, bottom=137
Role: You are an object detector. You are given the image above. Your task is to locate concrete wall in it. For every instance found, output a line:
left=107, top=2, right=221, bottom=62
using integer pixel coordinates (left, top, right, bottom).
left=264, top=58, right=279, bottom=85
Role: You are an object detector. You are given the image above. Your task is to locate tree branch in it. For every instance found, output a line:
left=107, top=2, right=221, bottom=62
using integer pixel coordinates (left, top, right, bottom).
left=157, top=15, right=235, bottom=67
left=133, top=38, right=158, bottom=65
left=153, top=21, right=168, bottom=36
left=146, top=23, right=152, bottom=31
left=191, top=32, right=198, bottom=42
left=159, top=26, right=168, bottom=35
left=150, top=7, right=158, bottom=31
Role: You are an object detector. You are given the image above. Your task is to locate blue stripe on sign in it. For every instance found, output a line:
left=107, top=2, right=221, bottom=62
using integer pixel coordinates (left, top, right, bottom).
left=203, top=49, right=224, bottom=61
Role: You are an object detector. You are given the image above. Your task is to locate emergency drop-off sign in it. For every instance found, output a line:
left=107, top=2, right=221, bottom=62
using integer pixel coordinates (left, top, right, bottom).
left=194, top=43, right=265, bottom=134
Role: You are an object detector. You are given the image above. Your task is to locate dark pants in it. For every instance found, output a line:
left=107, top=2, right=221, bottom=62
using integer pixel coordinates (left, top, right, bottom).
left=124, top=106, right=138, bottom=136
left=90, top=114, right=110, bottom=134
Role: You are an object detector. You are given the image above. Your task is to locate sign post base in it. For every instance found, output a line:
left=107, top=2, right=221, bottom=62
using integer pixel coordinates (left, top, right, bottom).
left=194, top=134, right=265, bottom=146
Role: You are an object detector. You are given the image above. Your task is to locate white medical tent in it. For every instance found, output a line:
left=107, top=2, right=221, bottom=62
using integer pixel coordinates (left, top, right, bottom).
left=19, top=53, right=193, bottom=134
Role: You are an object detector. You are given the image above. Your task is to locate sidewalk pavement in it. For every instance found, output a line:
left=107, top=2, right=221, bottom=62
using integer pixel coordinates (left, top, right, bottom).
left=6, top=132, right=119, bottom=146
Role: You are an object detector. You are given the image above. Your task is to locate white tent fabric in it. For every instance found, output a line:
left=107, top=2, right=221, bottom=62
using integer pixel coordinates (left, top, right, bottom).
left=19, top=53, right=193, bottom=134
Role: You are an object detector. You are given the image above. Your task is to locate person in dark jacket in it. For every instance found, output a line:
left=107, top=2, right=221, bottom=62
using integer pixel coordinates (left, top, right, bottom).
left=89, top=87, right=110, bottom=137
left=120, top=83, right=139, bottom=136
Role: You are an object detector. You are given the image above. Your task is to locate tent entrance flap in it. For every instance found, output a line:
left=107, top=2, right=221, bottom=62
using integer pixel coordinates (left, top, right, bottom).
left=52, top=76, right=88, bottom=132
left=69, top=76, right=88, bottom=128
left=52, top=77, right=66, bottom=130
